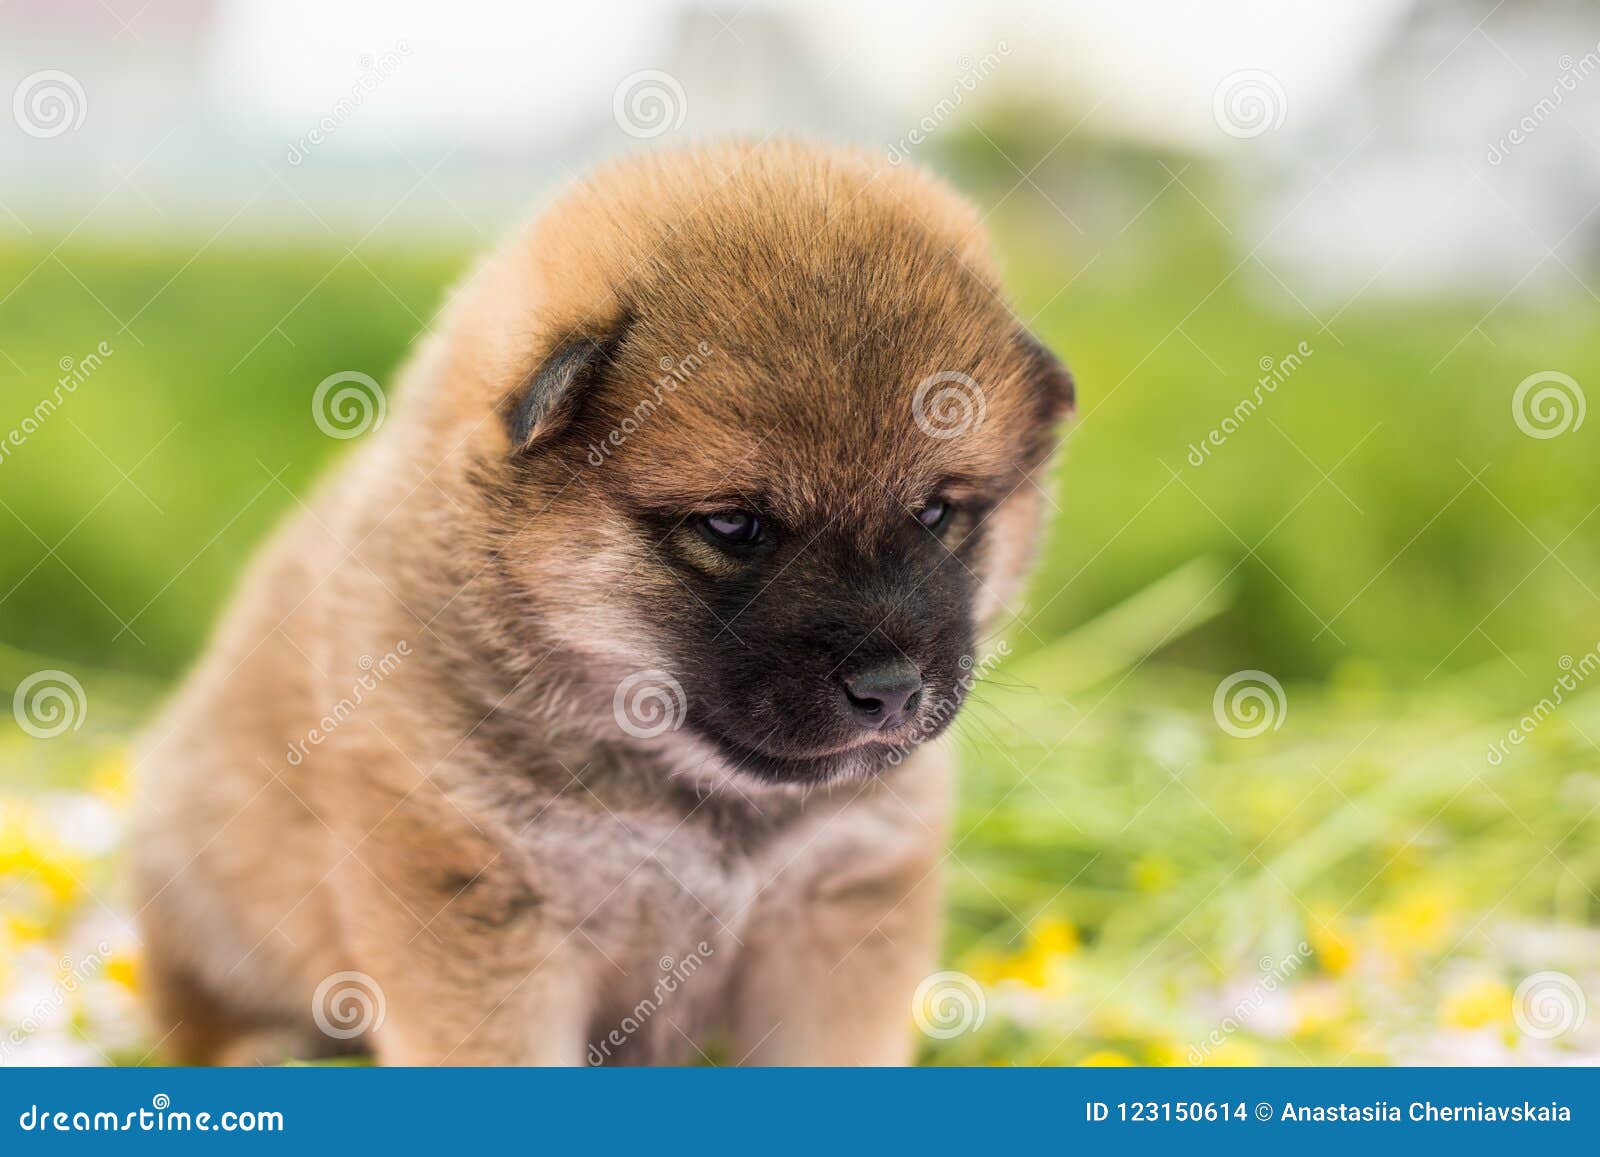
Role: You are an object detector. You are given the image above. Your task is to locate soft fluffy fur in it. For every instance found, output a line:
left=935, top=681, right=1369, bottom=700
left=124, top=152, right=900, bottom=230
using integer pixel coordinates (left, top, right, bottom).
left=131, top=140, right=1071, bottom=1065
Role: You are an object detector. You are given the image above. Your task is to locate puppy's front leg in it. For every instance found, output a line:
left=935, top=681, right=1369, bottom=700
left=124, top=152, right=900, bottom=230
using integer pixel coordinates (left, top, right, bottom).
left=729, top=845, right=943, bottom=1066
left=327, top=785, right=592, bottom=1066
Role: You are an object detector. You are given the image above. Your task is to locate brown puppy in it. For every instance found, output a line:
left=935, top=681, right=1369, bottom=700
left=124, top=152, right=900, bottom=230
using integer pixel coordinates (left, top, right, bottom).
left=131, top=140, right=1072, bottom=1066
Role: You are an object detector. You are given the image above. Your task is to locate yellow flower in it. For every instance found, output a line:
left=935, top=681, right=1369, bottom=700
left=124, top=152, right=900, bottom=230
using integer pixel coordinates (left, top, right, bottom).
left=1144, top=1038, right=1188, bottom=1066
left=1198, top=1038, right=1265, bottom=1066
left=1080, top=1050, right=1134, bottom=1066
left=965, top=949, right=1011, bottom=988
left=103, top=952, right=141, bottom=993
left=1015, top=918, right=1077, bottom=995
left=1030, top=917, right=1080, bottom=957
left=1371, top=885, right=1459, bottom=969
left=89, top=752, right=133, bottom=807
left=0, top=803, right=84, bottom=907
left=1439, top=975, right=1511, bottom=1030
left=1007, top=948, right=1071, bottom=995
left=4, top=911, right=48, bottom=945
left=0, top=805, right=31, bottom=875
left=1307, top=910, right=1356, bottom=975
left=33, top=857, right=83, bottom=907
left=967, top=917, right=1078, bottom=996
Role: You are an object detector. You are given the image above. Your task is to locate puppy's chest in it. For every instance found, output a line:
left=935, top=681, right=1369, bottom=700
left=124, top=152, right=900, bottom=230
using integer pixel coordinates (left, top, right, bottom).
left=502, top=766, right=928, bottom=986
left=515, top=796, right=776, bottom=957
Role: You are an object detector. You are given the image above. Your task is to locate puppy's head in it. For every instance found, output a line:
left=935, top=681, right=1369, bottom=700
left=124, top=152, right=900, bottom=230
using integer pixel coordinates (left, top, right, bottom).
left=449, top=142, right=1071, bottom=786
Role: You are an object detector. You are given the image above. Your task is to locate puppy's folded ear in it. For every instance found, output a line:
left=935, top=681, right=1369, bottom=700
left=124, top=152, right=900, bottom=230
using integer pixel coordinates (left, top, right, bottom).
left=503, top=331, right=622, bottom=453
left=1017, top=331, right=1076, bottom=424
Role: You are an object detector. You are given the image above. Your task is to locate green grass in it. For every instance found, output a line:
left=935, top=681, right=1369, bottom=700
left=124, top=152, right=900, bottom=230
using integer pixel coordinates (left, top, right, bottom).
left=933, top=561, right=1600, bottom=1063
left=0, top=236, right=461, bottom=676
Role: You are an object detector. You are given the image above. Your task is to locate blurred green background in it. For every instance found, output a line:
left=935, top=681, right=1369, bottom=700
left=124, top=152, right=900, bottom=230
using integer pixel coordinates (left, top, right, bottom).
left=4, top=0, right=1600, bottom=1066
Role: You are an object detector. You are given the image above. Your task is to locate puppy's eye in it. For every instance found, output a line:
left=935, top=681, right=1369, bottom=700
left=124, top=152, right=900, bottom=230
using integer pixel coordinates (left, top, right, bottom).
left=915, top=499, right=953, bottom=532
left=701, top=510, right=762, bottom=546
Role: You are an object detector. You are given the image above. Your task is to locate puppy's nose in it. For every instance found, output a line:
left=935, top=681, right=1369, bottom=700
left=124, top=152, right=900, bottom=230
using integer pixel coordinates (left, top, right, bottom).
left=840, top=660, right=924, bottom=731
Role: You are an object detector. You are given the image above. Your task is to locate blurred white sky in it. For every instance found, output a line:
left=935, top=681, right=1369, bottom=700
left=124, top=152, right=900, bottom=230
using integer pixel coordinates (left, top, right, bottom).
left=4, top=0, right=1600, bottom=301
left=206, top=0, right=1405, bottom=152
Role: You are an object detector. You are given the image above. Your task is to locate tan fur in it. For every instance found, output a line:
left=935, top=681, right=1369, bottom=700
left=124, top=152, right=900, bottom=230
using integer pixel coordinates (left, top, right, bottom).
left=131, top=141, right=1066, bottom=1065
